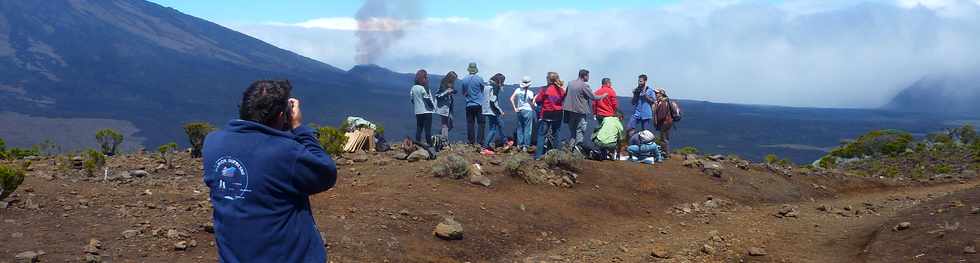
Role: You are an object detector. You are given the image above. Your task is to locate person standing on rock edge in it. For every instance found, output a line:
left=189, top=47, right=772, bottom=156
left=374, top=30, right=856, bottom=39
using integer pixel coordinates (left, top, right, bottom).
left=653, top=88, right=675, bottom=157
left=482, top=73, right=506, bottom=155
left=435, top=71, right=458, bottom=141
left=410, top=69, right=435, bottom=146
left=629, top=74, right=656, bottom=134
left=563, top=69, right=607, bottom=147
left=510, top=76, right=537, bottom=152
left=202, top=80, right=338, bottom=263
left=535, top=72, right=567, bottom=159
left=461, top=63, right=486, bottom=146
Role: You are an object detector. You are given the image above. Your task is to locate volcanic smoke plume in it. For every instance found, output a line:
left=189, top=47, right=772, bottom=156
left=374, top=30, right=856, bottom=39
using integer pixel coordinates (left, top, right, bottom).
left=355, top=0, right=420, bottom=65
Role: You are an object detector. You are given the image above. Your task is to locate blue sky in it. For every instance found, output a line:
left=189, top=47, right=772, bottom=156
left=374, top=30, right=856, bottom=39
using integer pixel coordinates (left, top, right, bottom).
left=149, top=0, right=682, bottom=23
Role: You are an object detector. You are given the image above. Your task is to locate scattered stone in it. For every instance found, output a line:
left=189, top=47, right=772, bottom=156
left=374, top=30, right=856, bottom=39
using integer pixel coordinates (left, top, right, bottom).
left=166, top=229, right=180, bottom=239
left=174, top=241, right=189, bottom=251
left=83, top=238, right=102, bottom=254
left=682, top=159, right=701, bottom=168
left=894, top=222, right=912, bottom=231
left=129, top=170, right=149, bottom=178
left=817, top=204, right=831, bottom=212
left=701, top=161, right=723, bottom=177
left=651, top=244, right=671, bottom=259
left=708, top=155, right=725, bottom=161
left=0, top=201, right=8, bottom=209
left=407, top=149, right=431, bottom=162
left=965, top=245, right=976, bottom=254
left=748, top=247, right=768, bottom=256
left=470, top=174, right=491, bottom=187
left=11, top=232, right=23, bottom=238
left=433, top=217, right=464, bottom=240
left=351, top=155, right=369, bottom=163
left=776, top=204, right=800, bottom=218
left=15, top=251, right=41, bottom=263
left=82, top=254, right=101, bottom=263
left=174, top=170, right=187, bottom=176
left=700, top=244, right=716, bottom=255
left=202, top=222, right=215, bottom=233
left=122, top=229, right=140, bottom=239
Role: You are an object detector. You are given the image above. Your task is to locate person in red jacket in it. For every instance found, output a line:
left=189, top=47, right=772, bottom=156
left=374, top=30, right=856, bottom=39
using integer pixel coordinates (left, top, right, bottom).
left=534, top=71, right=566, bottom=159
left=593, top=78, right=618, bottom=119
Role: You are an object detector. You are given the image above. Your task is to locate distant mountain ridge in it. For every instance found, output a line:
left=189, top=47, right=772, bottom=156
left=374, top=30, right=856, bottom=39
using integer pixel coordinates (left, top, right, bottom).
left=883, top=75, right=980, bottom=115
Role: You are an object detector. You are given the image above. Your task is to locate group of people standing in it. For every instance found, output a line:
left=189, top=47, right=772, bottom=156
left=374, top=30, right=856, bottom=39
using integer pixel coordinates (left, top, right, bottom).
left=410, top=62, right=680, bottom=162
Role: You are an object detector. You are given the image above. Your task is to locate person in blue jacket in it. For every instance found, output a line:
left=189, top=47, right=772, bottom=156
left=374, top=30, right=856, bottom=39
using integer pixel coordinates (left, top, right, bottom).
left=202, top=80, right=338, bottom=263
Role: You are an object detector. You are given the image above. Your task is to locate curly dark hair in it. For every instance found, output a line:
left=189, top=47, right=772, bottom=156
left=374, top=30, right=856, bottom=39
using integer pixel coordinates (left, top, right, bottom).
left=239, top=80, right=292, bottom=127
left=441, top=71, right=458, bottom=90
left=415, top=69, right=428, bottom=86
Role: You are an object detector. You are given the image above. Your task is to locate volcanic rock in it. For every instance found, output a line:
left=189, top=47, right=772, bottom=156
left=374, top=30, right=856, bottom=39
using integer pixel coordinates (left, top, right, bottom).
left=434, top=217, right=464, bottom=240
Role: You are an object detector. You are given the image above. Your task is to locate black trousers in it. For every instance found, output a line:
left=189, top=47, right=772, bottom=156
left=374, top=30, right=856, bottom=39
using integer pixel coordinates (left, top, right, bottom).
left=415, top=113, right=432, bottom=146
left=465, top=106, right=485, bottom=145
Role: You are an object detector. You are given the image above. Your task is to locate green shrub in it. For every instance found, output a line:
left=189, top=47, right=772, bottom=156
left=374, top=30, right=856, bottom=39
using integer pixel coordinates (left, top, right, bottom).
left=973, top=141, right=980, bottom=162
left=827, top=129, right=913, bottom=159
left=184, top=122, right=216, bottom=158
left=953, top=124, right=977, bottom=144
left=158, top=142, right=178, bottom=168
left=82, top=149, right=106, bottom=176
left=675, top=146, right=699, bottom=155
left=542, top=148, right=583, bottom=172
left=316, top=126, right=348, bottom=156
left=0, top=165, right=25, bottom=200
left=504, top=154, right=533, bottom=176
left=95, top=128, right=124, bottom=156
left=764, top=154, right=779, bottom=164
left=0, top=138, right=6, bottom=159
left=817, top=156, right=837, bottom=169
left=927, top=132, right=953, bottom=145
left=432, top=154, right=470, bottom=179
left=5, top=148, right=39, bottom=159
left=932, top=164, right=953, bottom=174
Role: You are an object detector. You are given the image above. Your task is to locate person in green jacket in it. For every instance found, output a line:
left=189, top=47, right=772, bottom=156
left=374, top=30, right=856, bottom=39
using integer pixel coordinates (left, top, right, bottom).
left=592, top=111, right=625, bottom=160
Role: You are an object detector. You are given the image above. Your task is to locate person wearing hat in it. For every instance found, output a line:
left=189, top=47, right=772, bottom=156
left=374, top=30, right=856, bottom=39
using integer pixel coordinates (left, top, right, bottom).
left=461, top=62, right=486, bottom=146
left=653, top=87, right=674, bottom=157
left=510, top=76, right=537, bottom=151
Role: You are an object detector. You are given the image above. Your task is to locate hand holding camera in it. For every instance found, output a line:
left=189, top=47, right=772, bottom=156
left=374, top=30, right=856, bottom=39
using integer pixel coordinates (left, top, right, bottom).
left=289, top=98, right=302, bottom=129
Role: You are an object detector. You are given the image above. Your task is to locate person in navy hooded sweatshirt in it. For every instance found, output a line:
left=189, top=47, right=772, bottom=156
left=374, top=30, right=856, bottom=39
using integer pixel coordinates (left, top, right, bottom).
left=202, top=80, right=338, bottom=263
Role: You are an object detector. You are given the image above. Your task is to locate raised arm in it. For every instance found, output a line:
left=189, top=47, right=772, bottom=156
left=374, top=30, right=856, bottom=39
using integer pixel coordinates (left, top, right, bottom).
left=290, top=125, right=338, bottom=195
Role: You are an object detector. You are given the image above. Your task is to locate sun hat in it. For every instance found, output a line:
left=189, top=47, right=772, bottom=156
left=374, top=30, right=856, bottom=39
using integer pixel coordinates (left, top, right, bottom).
left=467, top=63, right=478, bottom=74
left=655, top=88, right=667, bottom=96
left=520, top=76, right=532, bottom=88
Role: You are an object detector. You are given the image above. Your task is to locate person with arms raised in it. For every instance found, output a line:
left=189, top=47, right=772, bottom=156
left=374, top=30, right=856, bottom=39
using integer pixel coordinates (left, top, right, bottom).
left=203, top=80, right=338, bottom=263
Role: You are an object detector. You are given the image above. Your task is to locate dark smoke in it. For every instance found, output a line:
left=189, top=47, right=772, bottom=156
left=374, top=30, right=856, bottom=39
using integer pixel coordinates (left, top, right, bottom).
left=355, top=0, right=420, bottom=65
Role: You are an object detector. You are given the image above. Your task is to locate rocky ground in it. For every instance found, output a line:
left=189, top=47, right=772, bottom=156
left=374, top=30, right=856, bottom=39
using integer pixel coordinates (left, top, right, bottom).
left=1, top=148, right=978, bottom=263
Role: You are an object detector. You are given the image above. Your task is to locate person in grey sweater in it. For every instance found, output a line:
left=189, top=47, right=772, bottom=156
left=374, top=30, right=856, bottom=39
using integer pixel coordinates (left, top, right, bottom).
left=410, top=69, right=434, bottom=145
left=563, top=69, right=607, bottom=146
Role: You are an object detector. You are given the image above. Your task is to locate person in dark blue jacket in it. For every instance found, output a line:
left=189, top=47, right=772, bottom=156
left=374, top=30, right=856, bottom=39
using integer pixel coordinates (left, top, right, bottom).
left=202, top=80, right=338, bottom=263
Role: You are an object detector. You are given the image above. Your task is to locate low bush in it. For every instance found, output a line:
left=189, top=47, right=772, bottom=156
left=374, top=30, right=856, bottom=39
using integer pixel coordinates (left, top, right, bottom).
left=927, top=132, right=953, bottom=145
left=158, top=142, right=178, bottom=168
left=675, top=146, right=699, bottom=155
left=83, top=149, right=106, bottom=176
left=826, top=129, right=913, bottom=159
left=504, top=154, right=533, bottom=176
left=95, top=128, right=124, bottom=156
left=0, top=165, right=25, bottom=200
left=184, top=122, right=216, bottom=158
left=432, top=154, right=470, bottom=179
left=316, top=126, right=348, bottom=156
left=541, top=148, right=583, bottom=172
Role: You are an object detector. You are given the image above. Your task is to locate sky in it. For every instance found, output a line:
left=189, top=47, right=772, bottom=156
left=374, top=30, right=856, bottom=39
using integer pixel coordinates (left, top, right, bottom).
left=148, top=0, right=980, bottom=108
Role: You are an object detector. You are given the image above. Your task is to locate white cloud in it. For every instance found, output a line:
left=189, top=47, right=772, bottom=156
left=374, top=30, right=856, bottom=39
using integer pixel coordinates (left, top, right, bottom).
left=228, top=0, right=980, bottom=108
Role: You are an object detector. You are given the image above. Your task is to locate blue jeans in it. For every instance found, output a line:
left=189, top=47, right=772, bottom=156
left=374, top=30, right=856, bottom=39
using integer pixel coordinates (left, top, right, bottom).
left=484, top=115, right=501, bottom=149
left=516, top=110, right=534, bottom=147
left=627, top=143, right=664, bottom=162
left=628, top=116, right=651, bottom=132
left=535, top=119, right=562, bottom=159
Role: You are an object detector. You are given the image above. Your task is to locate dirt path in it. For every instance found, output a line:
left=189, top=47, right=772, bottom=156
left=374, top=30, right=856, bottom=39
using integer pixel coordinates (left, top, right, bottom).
left=1, top=152, right=977, bottom=263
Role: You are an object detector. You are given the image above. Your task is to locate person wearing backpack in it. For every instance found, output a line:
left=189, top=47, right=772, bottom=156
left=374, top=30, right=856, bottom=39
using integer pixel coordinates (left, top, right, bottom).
left=653, top=88, right=679, bottom=157
left=410, top=69, right=434, bottom=146
left=626, top=129, right=664, bottom=164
